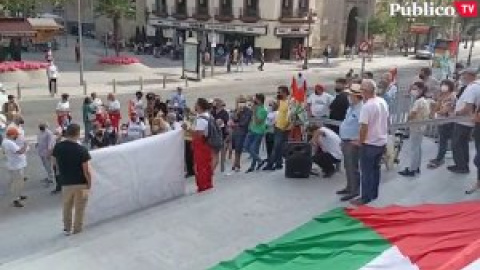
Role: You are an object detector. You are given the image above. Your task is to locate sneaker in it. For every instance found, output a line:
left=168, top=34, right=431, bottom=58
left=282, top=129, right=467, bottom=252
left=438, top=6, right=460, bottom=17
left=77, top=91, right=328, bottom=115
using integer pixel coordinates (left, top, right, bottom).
left=19, top=196, right=27, bottom=201
left=398, top=168, right=415, bottom=177
left=256, top=160, right=266, bottom=171
left=245, top=168, right=254, bottom=174
left=13, top=200, right=24, bottom=208
left=63, top=229, right=71, bottom=236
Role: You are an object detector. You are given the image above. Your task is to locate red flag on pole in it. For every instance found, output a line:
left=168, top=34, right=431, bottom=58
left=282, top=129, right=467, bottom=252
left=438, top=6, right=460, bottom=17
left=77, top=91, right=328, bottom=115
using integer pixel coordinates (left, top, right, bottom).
left=291, top=77, right=306, bottom=102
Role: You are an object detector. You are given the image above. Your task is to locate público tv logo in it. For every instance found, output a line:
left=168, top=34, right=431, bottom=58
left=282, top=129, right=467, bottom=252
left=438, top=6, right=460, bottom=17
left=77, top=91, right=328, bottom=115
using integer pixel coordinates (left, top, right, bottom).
left=390, top=1, right=478, bottom=18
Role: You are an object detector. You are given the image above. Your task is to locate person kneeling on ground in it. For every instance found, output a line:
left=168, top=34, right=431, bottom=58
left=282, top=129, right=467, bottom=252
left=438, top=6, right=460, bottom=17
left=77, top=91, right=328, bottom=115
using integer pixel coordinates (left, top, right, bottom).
left=310, top=124, right=343, bottom=178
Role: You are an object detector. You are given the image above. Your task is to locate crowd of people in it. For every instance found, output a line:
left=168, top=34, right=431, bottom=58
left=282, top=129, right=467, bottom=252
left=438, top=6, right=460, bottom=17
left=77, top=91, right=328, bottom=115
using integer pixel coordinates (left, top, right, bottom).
left=1, top=64, right=480, bottom=234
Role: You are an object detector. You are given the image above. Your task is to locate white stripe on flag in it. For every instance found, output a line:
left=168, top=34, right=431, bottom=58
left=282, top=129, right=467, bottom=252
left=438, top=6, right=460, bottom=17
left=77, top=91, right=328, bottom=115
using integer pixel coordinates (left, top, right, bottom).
left=360, top=246, right=419, bottom=270
left=462, top=259, right=480, bottom=270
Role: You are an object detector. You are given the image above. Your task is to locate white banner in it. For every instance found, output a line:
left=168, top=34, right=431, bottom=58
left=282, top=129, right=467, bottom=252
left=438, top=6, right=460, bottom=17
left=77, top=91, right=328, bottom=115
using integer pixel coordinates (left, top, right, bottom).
left=86, top=130, right=185, bottom=225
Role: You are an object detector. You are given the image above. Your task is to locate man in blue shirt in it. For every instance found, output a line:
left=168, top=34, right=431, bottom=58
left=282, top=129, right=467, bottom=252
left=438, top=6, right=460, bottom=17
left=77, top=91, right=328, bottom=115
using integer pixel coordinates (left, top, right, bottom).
left=171, top=87, right=187, bottom=114
left=337, top=83, right=363, bottom=202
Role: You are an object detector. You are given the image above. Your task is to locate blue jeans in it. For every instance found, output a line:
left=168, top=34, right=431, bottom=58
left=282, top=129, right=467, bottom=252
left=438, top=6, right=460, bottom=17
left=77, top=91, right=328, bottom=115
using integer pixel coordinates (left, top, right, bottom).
left=360, top=144, right=386, bottom=202
left=243, top=132, right=264, bottom=169
left=268, top=128, right=289, bottom=168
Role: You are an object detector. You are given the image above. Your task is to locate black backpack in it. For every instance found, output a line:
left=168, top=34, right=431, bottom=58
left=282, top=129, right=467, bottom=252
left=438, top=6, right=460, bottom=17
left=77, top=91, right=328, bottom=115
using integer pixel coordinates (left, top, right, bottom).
left=199, top=116, right=224, bottom=152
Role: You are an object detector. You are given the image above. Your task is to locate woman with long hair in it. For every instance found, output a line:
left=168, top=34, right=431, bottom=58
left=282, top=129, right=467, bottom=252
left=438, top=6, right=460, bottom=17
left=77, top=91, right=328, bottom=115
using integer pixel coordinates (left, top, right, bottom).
left=398, top=81, right=431, bottom=177
left=428, top=79, right=457, bottom=169
left=192, top=98, right=213, bottom=192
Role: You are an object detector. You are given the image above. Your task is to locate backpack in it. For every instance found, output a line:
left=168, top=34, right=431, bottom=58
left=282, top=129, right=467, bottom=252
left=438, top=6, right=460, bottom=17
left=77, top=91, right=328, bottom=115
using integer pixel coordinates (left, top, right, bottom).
left=199, top=116, right=223, bottom=152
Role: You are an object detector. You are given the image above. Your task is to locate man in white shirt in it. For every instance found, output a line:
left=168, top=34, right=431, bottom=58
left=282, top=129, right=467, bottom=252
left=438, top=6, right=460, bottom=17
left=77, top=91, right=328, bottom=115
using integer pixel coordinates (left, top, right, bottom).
left=125, top=112, right=146, bottom=142
left=307, top=84, right=334, bottom=118
left=47, top=60, right=59, bottom=96
left=449, top=68, right=480, bottom=174
left=311, top=125, right=342, bottom=178
left=351, top=79, right=389, bottom=206
left=1, top=127, right=28, bottom=207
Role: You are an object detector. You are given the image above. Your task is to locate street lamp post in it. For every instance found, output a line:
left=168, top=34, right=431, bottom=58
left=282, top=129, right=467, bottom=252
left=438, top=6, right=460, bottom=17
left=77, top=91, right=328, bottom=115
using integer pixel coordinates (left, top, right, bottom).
left=467, top=31, right=476, bottom=67
left=360, top=1, right=370, bottom=76
left=77, top=0, right=85, bottom=85
left=302, top=9, right=315, bottom=70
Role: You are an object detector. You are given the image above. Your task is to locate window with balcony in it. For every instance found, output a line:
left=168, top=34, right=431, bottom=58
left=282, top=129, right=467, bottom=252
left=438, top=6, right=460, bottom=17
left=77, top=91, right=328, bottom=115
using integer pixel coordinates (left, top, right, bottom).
left=155, top=0, right=167, bottom=17
left=241, top=0, right=259, bottom=23
left=174, top=0, right=188, bottom=19
left=298, top=0, right=309, bottom=17
left=215, top=0, right=233, bottom=22
left=281, top=0, right=293, bottom=18
left=194, top=0, right=210, bottom=20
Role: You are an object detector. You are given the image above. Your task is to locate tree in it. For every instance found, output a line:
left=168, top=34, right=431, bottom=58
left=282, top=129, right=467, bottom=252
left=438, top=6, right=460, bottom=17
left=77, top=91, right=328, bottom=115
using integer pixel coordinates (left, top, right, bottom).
left=95, top=0, right=135, bottom=56
left=0, top=0, right=37, bottom=17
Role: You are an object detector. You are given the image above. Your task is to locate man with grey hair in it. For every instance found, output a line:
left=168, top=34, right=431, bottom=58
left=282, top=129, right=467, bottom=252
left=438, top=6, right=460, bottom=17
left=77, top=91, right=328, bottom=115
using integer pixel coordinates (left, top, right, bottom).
left=448, top=67, right=480, bottom=174
left=351, top=79, right=389, bottom=205
left=36, top=122, right=56, bottom=186
left=377, top=72, right=397, bottom=108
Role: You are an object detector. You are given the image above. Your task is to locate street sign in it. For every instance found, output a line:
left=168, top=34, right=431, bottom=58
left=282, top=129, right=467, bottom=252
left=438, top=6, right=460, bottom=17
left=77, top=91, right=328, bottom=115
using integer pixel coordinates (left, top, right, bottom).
left=359, top=41, right=369, bottom=52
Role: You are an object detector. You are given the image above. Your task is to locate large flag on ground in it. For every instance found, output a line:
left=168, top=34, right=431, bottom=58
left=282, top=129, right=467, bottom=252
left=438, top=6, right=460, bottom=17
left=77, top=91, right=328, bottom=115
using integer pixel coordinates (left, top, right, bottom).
left=211, top=202, right=480, bottom=270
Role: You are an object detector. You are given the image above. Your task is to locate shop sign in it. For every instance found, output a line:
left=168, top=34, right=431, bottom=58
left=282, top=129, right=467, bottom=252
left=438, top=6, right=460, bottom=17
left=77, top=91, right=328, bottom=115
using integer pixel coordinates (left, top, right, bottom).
left=275, top=26, right=309, bottom=36
left=149, top=19, right=267, bottom=35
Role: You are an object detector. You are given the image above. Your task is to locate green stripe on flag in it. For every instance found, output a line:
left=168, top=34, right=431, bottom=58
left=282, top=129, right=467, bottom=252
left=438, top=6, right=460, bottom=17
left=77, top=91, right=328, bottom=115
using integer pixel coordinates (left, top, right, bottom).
left=210, top=208, right=391, bottom=270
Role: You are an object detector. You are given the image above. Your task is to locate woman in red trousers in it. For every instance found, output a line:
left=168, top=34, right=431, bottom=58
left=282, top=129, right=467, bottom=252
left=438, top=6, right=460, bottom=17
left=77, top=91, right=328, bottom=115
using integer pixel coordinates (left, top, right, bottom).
left=192, top=98, right=213, bottom=192
left=106, top=93, right=121, bottom=132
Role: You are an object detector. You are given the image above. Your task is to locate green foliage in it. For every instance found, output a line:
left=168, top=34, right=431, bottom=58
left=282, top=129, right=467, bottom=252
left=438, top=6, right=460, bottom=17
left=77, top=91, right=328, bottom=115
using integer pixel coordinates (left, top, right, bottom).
left=0, top=0, right=37, bottom=17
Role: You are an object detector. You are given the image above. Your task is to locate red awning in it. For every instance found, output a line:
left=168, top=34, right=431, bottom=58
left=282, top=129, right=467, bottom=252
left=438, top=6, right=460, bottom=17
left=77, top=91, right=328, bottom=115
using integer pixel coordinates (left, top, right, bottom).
left=0, top=18, right=36, bottom=38
left=410, top=25, right=431, bottom=34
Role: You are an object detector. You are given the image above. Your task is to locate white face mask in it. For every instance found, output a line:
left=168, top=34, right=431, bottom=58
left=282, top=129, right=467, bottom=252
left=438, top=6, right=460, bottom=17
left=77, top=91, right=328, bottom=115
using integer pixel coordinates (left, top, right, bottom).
left=411, top=90, right=419, bottom=97
left=440, top=85, right=449, bottom=93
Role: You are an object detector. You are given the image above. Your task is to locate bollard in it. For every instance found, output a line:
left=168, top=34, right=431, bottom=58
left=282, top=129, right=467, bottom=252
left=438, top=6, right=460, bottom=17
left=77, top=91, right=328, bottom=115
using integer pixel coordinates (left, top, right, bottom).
left=220, top=145, right=226, bottom=173
left=162, top=75, right=166, bottom=89
left=83, top=81, right=87, bottom=95
left=16, top=83, right=21, bottom=100
left=184, top=77, right=188, bottom=88
left=113, top=79, right=117, bottom=94
left=139, top=76, right=144, bottom=91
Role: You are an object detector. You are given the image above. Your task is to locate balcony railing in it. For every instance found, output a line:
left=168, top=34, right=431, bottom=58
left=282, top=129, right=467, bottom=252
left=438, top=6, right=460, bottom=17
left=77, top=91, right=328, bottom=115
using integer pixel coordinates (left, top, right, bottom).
left=279, top=8, right=310, bottom=23
left=192, top=6, right=210, bottom=21
left=172, top=5, right=188, bottom=20
left=214, top=7, right=234, bottom=22
left=239, top=7, right=260, bottom=23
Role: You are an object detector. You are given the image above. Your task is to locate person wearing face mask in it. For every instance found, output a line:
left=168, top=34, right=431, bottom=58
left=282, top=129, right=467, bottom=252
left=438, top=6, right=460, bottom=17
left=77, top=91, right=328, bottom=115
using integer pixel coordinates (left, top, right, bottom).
left=307, top=84, right=333, bottom=119
left=263, top=86, right=290, bottom=171
left=398, top=81, right=431, bottom=177
left=418, top=67, right=440, bottom=99
left=244, top=93, right=268, bottom=173
left=428, top=80, right=457, bottom=169
left=1, top=126, right=28, bottom=208
left=265, top=101, right=278, bottom=162
left=230, top=96, right=252, bottom=172
left=328, top=78, right=350, bottom=134
left=449, top=68, right=480, bottom=174
left=337, top=84, right=363, bottom=201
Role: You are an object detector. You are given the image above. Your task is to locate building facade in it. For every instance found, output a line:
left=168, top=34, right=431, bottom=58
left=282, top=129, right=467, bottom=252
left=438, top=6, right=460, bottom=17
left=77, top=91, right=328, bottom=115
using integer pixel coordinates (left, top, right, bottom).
left=142, top=0, right=374, bottom=61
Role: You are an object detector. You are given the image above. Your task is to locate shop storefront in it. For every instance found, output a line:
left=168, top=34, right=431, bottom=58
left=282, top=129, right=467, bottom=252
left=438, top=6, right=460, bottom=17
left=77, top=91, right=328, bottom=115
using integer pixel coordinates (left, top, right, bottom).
left=149, top=18, right=267, bottom=52
left=275, top=26, right=309, bottom=60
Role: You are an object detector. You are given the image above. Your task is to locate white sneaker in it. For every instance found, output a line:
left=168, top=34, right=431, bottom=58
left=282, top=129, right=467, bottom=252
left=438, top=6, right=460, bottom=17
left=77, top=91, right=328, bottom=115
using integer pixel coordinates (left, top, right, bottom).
left=63, top=229, right=71, bottom=236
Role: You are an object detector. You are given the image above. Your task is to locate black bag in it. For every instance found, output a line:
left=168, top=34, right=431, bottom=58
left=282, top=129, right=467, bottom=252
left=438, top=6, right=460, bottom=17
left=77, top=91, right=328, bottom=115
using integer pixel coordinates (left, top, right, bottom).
left=199, top=116, right=224, bottom=152
left=284, top=142, right=312, bottom=178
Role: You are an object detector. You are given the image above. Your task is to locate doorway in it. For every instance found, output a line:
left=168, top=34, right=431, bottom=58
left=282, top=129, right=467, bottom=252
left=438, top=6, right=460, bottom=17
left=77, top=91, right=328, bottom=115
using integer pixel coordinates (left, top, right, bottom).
left=280, top=37, right=303, bottom=60
left=345, top=7, right=358, bottom=48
